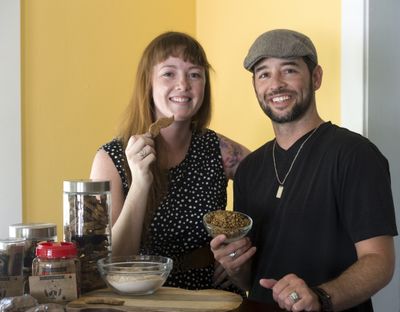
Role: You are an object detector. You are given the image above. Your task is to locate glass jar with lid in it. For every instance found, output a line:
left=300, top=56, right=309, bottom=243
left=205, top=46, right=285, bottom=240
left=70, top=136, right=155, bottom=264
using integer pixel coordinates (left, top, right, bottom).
left=9, top=223, right=57, bottom=294
left=0, top=238, right=25, bottom=297
left=32, top=242, right=79, bottom=276
left=31, top=241, right=80, bottom=301
left=63, top=179, right=111, bottom=293
left=9, top=223, right=57, bottom=276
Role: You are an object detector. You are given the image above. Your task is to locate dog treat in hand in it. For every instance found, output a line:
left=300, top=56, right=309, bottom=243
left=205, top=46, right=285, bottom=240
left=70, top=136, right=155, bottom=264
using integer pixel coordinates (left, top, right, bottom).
left=149, top=116, right=174, bottom=137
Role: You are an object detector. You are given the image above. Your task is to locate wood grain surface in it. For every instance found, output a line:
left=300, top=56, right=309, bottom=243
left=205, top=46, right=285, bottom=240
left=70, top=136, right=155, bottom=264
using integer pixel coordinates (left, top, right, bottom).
left=66, top=287, right=243, bottom=312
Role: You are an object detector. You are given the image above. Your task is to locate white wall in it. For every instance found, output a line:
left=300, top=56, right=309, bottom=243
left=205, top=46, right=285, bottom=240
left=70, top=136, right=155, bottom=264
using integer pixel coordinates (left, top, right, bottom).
left=342, top=1, right=400, bottom=311
left=341, top=0, right=366, bottom=135
left=0, top=0, right=22, bottom=237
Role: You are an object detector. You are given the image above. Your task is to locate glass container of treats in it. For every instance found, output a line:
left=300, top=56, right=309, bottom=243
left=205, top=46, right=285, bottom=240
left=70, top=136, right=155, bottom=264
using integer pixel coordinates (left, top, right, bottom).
left=0, top=238, right=25, bottom=297
left=63, top=179, right=111, bottom=293
left=31, top=241, right=80, bottom=302
left=9, top=222, right=57, bottom=293
left=9, top=223, right=57, bottom=273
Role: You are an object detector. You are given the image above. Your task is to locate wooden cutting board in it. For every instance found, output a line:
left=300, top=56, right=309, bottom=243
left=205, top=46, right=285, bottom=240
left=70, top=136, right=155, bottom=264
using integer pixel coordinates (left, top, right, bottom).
left=66, top=287, right=243, bottom=312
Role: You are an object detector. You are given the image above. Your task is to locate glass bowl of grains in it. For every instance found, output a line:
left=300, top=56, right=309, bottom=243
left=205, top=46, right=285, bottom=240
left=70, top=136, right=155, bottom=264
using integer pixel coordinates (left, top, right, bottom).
left=97, top=255, right=173, bottom=295
left=203, top=210, right=253, bottom=243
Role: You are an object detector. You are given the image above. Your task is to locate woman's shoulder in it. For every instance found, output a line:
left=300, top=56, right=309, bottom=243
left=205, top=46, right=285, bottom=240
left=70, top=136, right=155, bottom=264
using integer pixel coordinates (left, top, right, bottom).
left=191, top=129, right=223, bottom=152
left=98, top=138, right=127, bottom=168
left=215, top=132, right=249, bottom=154
left=100, top=138, right=124, bottom=154
left=213, top=131, right=251, bottom=180
left=193, top=128, right=218, bottom=140
left=101, top=138, right=123, bottom=149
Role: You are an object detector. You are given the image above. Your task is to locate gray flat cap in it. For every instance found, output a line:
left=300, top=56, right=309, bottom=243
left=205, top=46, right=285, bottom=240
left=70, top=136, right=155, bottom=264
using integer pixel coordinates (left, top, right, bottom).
left=243, top=29, right=318, bottom=71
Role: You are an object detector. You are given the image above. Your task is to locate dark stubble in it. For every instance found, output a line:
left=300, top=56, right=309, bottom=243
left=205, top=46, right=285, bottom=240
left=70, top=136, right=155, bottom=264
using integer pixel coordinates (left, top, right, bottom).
left=258, top=78, right=315, bottom=124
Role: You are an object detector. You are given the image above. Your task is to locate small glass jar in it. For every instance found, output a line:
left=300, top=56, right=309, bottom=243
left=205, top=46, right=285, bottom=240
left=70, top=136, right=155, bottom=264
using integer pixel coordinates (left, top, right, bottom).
left=63, top=179, right=111, bottom=293
left=32, top=242, right=79, bottom=275
left=32, top=241, right=80, bottom=297
left=0, top=238, right=25, bottom=297
left=9, top=223, right=57, bottom=278
left=0, top=238, right=25, bottom=276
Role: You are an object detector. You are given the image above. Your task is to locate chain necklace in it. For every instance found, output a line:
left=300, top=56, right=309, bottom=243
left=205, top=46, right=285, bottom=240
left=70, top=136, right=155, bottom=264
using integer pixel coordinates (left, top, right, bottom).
left=272, top=125, right=320, bottom=199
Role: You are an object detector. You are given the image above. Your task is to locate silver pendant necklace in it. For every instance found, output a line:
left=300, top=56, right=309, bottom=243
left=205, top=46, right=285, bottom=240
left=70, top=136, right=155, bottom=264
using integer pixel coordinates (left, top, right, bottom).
left=272, top=125, right=320, bottom=199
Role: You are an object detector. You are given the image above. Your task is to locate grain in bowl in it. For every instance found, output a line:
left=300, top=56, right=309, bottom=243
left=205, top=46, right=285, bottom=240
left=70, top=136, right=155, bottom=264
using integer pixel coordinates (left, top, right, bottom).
left=203, top=210, right=252, bottom=243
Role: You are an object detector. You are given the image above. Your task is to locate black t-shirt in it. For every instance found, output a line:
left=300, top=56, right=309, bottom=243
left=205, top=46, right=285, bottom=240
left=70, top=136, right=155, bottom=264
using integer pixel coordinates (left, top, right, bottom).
left=234, top=122, right=397, bottom=311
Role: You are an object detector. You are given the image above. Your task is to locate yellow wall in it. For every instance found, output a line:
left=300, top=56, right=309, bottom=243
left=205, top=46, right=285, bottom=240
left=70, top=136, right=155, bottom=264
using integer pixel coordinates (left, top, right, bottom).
left=21, top=0, right=196, bottom=240
left=21, top=0, right=341, bottom=238
left=197, top=0, right=341, bottom=207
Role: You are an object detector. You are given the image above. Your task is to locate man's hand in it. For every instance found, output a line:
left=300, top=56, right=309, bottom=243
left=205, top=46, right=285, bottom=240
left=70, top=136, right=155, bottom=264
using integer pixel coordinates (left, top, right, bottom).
left=260, top=275, right=321, bottom=312
left=210, top=234, right=256, bottom=290
left=213, top=261, right=232, bottom=288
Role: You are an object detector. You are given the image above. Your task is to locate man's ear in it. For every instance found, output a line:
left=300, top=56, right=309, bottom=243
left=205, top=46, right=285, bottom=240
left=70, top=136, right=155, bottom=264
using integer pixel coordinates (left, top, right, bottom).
left=312, top=65, right=323, bottom=91
left=252, top=74, right=259, bottom=96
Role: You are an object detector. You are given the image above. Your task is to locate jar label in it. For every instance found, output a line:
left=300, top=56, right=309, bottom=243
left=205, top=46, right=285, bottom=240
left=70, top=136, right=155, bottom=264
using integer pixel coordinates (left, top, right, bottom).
left=29, top=274, right=78, bottom=303
left=0, top=276, right=24, bottom=298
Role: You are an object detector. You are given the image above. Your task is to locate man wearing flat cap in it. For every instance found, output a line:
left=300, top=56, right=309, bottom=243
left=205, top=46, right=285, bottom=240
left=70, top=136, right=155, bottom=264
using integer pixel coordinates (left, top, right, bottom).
left=211, top=29, right=397, bottom=311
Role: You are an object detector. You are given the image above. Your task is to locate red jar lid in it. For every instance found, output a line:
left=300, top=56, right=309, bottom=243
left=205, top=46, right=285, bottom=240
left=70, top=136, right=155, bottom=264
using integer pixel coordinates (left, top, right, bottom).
left=36, top=241, right=77, bottom=259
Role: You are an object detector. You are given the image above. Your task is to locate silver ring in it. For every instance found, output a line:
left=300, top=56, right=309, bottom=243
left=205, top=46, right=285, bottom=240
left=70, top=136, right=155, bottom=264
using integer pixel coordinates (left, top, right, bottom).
left=289, top=291, right=300, bottom=303
left=138, top=149, right=147, bottom=159
left=228, top=251, right=237, bottom=258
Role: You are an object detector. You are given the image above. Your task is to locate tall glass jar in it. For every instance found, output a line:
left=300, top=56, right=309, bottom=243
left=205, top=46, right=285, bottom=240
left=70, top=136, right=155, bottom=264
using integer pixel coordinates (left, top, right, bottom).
left=0, top=238, right=25, bottom=298
left=9, top=222, right=57, bottom=293
left=63, top=179, right=111, bottom=293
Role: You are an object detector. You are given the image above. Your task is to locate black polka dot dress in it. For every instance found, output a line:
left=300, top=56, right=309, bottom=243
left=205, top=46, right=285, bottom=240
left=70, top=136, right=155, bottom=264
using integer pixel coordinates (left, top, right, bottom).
left=102, top=129, right=230, bottom=290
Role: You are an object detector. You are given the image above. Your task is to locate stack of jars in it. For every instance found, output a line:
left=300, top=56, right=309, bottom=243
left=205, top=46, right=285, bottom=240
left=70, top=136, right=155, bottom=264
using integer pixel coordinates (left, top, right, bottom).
left=1, top=179, right=111, bottom=300
left=9, top=222, right=57, bottom=293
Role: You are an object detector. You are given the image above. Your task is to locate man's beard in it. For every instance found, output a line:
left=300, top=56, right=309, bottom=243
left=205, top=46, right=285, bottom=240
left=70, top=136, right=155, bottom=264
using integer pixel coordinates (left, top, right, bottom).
left=258, top=80, right=314, bottom=124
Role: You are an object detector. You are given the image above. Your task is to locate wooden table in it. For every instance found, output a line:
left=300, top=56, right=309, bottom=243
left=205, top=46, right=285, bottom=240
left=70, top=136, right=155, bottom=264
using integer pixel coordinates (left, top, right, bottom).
left=233, top=299, right=285, bottom=312
left=66, top=299, right=285, bottom=312
left=65, top=287, right=286, bottom=312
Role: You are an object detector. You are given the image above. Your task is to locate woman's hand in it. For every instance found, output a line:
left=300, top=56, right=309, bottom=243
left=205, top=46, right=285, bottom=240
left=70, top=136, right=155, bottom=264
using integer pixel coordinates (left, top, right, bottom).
left=125, top=133, right=156, bottom=188
left=213, top=261, right=232, bottom=289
